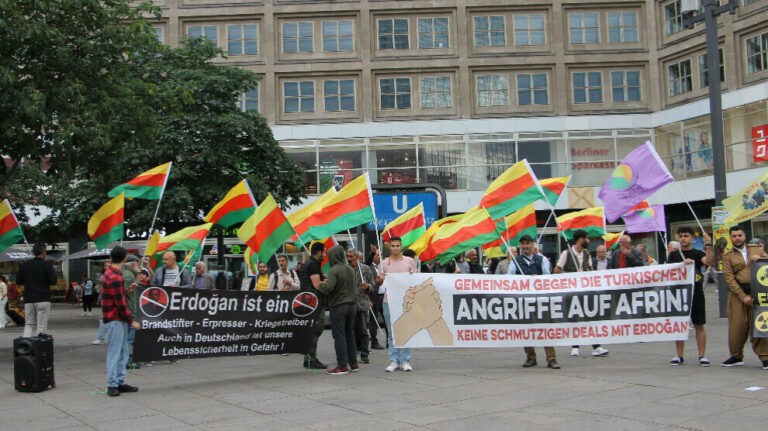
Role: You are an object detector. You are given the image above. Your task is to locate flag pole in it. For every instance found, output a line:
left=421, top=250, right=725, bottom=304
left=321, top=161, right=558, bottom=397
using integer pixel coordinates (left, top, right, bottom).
left=536, top=212, right=553, bottom=245
left=672, top=181, right=707, bottom=234
left=142, top=161, right=173, bottom=262
left=174, top=234, right=206, bottom=286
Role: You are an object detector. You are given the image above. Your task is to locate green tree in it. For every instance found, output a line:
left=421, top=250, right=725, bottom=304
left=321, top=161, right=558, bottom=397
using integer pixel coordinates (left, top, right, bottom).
left=1, top=1, right=306, bottom=239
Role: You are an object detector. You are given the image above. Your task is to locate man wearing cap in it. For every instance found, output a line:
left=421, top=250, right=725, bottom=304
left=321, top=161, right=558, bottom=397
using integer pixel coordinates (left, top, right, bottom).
left=510, top=235, right=560, bottom=369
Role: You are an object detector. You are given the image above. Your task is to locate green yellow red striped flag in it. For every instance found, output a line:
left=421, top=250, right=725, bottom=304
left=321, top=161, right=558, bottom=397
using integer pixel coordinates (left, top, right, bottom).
left=480, top=160, right=545, bottom=220
left=145, top=230, right=161, bottom=270
left=305, top=174, right=375, bottom=241
left=108, top=162, right=171, bottom=200
left=420, top=207, right=501, bottom=264
left=603, top=231, right=624, bottom=250
left=382, top=203, right=426, bottom=248
left=204, top=180, right=257, bottom=228
left=244, top=246, right=258, bottom=275
left=540, top=176, right=571, bottom=206
left=238, top=194, right=294, bottom=264
left=0, top=199, right=24, bottom=253
left=482, top=204, right=538, bottom=257
left=557, top=207, right=605, bottom=240
left=154, top=224, right=213, bottom=262
left=408, top=213, right=464, bottom=256
left=87, top=193, right=125, bottom=250
left=287, top=187, right=337, bottom=246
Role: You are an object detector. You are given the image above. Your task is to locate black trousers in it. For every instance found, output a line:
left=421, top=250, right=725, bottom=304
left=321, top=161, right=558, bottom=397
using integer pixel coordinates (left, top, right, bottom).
left=355, top=309, right=370, bottom=356
left=308, top=306, right=326, bottom=359
left=82, top=294, right=94, bottom=312
left=329, top=303, right=357, bottom=369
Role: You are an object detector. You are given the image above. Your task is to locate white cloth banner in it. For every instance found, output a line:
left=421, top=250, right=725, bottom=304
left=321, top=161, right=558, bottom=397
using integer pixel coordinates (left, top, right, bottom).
left=383, top=263, right=694, bottom=348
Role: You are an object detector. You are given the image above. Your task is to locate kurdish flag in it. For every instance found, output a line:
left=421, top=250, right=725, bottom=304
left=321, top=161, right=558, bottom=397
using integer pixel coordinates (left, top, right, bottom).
left=482, top=204, right=537, bottom=258
left=87, top=193, right=125, bottom=250
left=0, top=199, right=24, bottom=253
left=382, top=203, right=426, bottom=248
left=287, top=187, right=337, bottom=246
left=145, top=230, right=161, bottom=269
left=557, top=207, right=606, bottom=240
left=409, top=214, right=463, bottom=256
left=155, top=223, right=213, bottom=257
left=108, top=162, right=171, bottom=200
left=603, top=231, right=624, bottom=251
left=310, top=237, right=338, bottom=273
left=204, top=180, right=256, bottom=227
left=244, top=246, right=258, bottom=275
left=540, top=176, right=571, bottom=206
left=238, top=194, right=294, bottom=264
left=480, top=160, right=544, bottom=220
left=305, top=174, right=375, bottom=240
left=421, top=207, right=501, bottom=264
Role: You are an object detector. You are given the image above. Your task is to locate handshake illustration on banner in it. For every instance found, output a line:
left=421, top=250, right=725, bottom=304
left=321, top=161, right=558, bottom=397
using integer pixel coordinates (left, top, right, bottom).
left=393, top=277, right=454, bottom=346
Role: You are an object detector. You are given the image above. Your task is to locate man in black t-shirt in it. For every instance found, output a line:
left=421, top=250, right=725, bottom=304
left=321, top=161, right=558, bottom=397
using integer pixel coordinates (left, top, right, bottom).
left=667, top=226, right=713, bottom=367
left=299, top=242, right=328, bottom=369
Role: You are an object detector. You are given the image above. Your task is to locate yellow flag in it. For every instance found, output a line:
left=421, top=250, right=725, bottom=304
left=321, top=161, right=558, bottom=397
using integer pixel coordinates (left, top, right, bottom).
left=723, top=170, right=768, bottom=225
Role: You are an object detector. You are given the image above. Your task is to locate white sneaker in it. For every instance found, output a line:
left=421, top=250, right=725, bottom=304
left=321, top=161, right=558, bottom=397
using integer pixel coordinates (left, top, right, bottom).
left=80, top=312, right=86, bottom=317
left=385, top=361, right=398, bottom=372
left=87, top=312, right=92, bottom=317
left=400, top=362, right=413, bottom=372
left=592, top=347, right=610, bottom=357
left=570, top=347, right=580, bottom=356
left=91, top=339, right=104, bottom=345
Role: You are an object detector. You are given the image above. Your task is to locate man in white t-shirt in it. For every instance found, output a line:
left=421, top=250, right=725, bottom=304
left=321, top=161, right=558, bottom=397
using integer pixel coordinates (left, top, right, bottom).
left=375, top=237, right=417, bottom=372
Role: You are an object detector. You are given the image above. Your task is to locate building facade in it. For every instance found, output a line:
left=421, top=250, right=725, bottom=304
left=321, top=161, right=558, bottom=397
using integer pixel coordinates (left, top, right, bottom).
left=126, top=0, right=768, bottom=269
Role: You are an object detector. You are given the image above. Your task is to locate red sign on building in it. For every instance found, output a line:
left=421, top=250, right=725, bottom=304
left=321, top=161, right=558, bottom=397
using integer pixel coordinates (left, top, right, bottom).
left=753, top=124, right=768, bottom=162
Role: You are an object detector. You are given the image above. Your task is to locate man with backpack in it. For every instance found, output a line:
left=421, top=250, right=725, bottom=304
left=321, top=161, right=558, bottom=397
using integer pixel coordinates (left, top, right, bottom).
left=268, top=255, right=300, bottom=291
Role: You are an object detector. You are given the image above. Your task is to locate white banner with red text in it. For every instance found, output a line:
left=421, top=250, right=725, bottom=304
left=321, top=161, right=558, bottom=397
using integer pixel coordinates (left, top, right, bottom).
left=383, top=263, right=694, bottom=348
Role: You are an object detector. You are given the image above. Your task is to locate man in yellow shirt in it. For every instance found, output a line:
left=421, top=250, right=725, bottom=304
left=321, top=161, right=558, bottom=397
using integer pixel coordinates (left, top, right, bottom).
left=249, top=262, right=271, bottom=291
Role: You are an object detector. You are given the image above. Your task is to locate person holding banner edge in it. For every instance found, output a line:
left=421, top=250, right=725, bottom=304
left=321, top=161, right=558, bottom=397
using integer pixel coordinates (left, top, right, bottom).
left=667, top=226, right=713, bottom=367
left=511, top=234, right=560, bottom=369
left=721, top=226, right=768, bottom=369
left=554, top=230, right=609, bottom=358
left=376, top=236, right=417, bottom=372
left=299, top=241, right=329, bottom=369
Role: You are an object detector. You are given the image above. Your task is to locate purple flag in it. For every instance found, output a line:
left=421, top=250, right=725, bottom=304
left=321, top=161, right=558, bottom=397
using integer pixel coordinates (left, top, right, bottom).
left=622, top=205, right=667, bottom=234
left=599, top=142, right=673, bottom=223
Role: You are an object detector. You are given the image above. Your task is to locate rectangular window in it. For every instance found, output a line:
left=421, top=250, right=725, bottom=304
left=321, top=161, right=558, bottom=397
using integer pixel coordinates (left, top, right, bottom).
left=474, top=16, right=506, bottom=47
left=664, top=1, right=683, bottom=36
left=607, top=11, right=638, bottom=43
left=744, top=0, right=760, bottom=5
left=324, top=80, right=355, bottom=111
left=514, top=14, right=545, bottom=46
left=611, top=71, right=641, bottom=102
left=153, top=27, right=164, bottom=44
left=420, top=77, right=452, bottom=108
left=284, top=81, right=314, bottom=113
left=187, top=25, right=218, bottom=43
left=477, top=74, right=508, bottom=106
left=569, top=13, right=599, bottom=44
left=380, top=78, right=411, bottom=109
left=699, top=49, right=725, bottom=87
left=573, top=72, right=603, bottom=103
left=378, top=19, right=409, bottom=50
left=418, top=18, right=449, bottom=49
left=228, top=24, right=258, bottom=56
left=283, top=22, right=313, bottom=53
left=668, top=60, right=692, bottom=96
left=239, top=85, right=259, bottom=112
left=517, top=74, right=548, bottom=105
left=746, top=32, right=768, bottom=74
left=322, top=21, right=353, bottom=52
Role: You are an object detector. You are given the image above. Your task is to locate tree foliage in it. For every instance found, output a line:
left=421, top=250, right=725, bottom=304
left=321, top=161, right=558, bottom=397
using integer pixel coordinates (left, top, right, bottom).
left=0, top=1, right=306, bottom=240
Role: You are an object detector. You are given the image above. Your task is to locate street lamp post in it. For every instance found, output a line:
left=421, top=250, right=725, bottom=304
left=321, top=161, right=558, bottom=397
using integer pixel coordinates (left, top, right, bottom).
left=681, top=0, right=737, bottom=205
left=681, top=0, right=738, bottom=318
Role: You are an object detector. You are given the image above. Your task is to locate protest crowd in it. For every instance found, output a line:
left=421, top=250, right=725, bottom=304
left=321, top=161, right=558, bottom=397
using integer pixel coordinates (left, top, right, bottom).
left=3, top=143, right=768, bottom=397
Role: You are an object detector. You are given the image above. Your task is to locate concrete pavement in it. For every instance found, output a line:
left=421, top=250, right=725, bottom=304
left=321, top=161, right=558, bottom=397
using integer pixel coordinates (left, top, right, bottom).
left=1, top=286, right=767, bottom=431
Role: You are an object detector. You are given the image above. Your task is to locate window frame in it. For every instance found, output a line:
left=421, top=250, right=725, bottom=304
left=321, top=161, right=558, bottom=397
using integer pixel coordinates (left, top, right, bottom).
left=187, top=24, right=219, bottom=44
left=379, top=77, right=412, bottom=110
left=419, top=76, right=453, bottom=109
left=282, top=21, right=314, bottom=54
left=227, top=23, right=259, bottom=56
left=324, top=79, right=356, bottom=112
left=746, top=32, right=768, bottom=75
left=417, top=17, right=450, bottom=49
left=377, top=18, right=410, bottom=51
left=283, top=80, right=315, bottom=113
left=238, top=84, right=259, bottom=113
left=513, top=14, right=546, bottom=46
left=568, top=12, right=600, bottom=44
left=473, top=15, right=506, bottom=47
left=572, top=71, right=603, bottom=104
left=516, top=73, right=549, bottom=106
left=664, top=0, right=683, bottom=36
left=698, top=48, right=725, bottom=88
left=322, top=20, right=354, bottom=53
left=607, top=11, right=639, bottom=43
left=476, top=74, right=509, bottom=107
left=610, top=71, right=641, bottom=102
left=668, top=59, right=693, bottom=97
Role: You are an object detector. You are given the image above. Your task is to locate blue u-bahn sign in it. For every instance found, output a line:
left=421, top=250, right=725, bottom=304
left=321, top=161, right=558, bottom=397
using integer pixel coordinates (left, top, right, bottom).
left=368, top=193, right=439, bottom=230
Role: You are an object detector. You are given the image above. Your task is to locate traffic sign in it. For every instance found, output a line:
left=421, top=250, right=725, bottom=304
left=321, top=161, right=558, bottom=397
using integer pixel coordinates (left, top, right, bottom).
left=368, top=192, right=438, bottom=230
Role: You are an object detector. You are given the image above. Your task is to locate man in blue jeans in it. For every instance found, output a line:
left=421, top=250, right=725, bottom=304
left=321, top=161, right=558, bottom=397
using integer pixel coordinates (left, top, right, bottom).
left=101, top=246, right=141, bottom=397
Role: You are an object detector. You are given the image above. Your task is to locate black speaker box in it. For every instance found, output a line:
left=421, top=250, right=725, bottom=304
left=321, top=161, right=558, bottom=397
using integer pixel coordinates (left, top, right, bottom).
left=14, top=334, right=55, bottom=392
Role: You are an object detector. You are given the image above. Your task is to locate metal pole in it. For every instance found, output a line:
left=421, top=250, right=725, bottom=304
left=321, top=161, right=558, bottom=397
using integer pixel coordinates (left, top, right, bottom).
left=702, top=0, right=728, bottom=206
